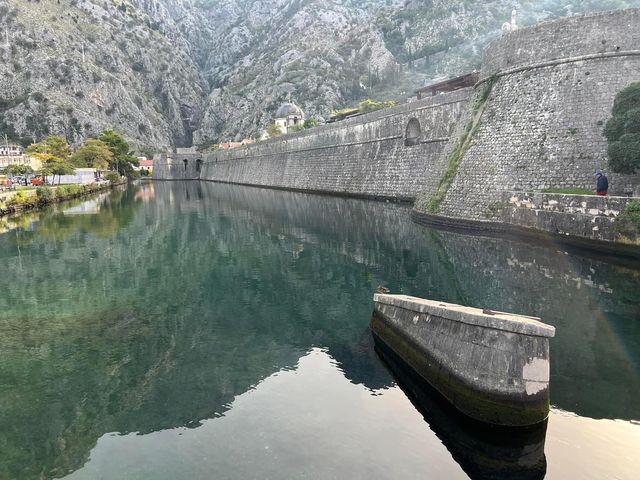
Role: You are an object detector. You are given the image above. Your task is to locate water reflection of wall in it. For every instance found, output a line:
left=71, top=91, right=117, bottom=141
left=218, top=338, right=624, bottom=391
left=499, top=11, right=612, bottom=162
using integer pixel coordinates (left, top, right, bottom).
left=157, top=182, right=640, bottom=421
left=0, top=182, right=638, bottom=479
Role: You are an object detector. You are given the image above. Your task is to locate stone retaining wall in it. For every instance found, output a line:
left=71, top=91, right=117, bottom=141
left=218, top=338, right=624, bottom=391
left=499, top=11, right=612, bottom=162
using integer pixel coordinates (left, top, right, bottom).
left=502, top=192, right=638, bottom=244
left=417, top=8, right=640, bottom=221
left=153, top=89, right=471, bottom=201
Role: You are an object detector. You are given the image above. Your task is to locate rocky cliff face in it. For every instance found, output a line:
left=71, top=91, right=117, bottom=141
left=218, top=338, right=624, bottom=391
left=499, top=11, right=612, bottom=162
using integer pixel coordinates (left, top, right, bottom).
left=0, top=0, right=209, bottom=150
left=1, top=0, right=639, bottom=150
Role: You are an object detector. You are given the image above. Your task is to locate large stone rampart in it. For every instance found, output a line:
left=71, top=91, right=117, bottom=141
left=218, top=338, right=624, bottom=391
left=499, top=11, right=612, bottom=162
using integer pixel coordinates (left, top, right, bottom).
left=154, top=89, right=471, bottom=201
left=417, top=8, right=640, bottom=223
left=481, top=9, right=640, bottom=77
left=154, top=8, right=640, bottom=249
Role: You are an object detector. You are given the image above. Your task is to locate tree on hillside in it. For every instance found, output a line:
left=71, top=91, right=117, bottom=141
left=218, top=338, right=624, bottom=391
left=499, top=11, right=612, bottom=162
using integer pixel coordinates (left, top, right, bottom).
left=71, top=139, right=113, bottom=170
left=26, top=135, right=75, bottom=184
left=605, top=82, right=640, bottom=174
left=98, top=130, right=139, bottom=177
left=266, top=124, right=283, bottom=138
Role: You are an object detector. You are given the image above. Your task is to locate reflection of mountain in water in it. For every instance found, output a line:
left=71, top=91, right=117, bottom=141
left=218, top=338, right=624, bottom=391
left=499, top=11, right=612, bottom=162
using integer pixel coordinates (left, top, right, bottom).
left=0, top=181, right=638, bottom=479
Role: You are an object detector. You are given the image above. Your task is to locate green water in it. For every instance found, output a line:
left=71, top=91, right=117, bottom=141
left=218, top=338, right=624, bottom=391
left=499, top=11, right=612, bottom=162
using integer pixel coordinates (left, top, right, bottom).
left=0, top=181, right=639, bottom=480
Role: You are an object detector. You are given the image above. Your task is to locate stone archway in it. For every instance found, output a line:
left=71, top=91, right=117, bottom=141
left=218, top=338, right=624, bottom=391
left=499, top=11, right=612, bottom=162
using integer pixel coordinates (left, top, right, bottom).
left=405, top=117, right=422, bottom=146
left=196, top=159, right=203, bottom=173
left=183, top=159, right=188, bottom=171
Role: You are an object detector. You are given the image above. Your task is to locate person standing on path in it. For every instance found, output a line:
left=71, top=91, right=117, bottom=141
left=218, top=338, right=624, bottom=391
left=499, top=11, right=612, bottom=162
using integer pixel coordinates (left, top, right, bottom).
left=594, top=169, right=608, bottom=196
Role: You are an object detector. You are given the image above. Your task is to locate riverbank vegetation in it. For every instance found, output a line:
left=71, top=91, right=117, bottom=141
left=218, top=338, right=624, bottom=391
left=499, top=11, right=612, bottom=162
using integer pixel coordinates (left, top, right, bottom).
left=0, top=178, right=125, bottom=217
left=25, top=130, right=140, bottom=181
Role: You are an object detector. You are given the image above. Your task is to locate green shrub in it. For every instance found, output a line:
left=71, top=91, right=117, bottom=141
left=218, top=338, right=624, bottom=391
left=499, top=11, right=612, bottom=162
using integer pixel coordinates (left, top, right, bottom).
left=105, top=172, right=121, bottom=184
left=36, top=186, right=54, bottom=202
left=359, top=98, right=396, bottom=113
left=607, top=133, right=640, bottom=174
left=10, top=190, right=29, bottom=205
left=605, top=82, right=640, bottom=174
left=56, top=184, right=85, bottom=198
left=612, top=83, right=640, bottom=117
left=616, top=200, right=640, bottom=235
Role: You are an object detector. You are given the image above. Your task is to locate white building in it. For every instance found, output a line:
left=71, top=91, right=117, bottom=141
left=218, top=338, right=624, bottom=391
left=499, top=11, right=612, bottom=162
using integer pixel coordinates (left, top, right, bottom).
left=47, top=168, right=99, bottom=185
left=0, top=144, right=23, bottom=156
left=0, top=144, right=41, bottom=170
left=274, top=102, right=305, bottom=134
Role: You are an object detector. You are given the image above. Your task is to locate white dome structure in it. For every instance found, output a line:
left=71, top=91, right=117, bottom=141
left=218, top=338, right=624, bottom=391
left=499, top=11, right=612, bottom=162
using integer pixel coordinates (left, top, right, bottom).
left=276, top=103, right=304, bottom=118
left=274, top=101, right=305, bottom=134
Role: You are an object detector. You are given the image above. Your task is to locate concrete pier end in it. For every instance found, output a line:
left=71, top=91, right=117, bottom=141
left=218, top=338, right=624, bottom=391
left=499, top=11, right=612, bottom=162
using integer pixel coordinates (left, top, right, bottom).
left=371, top=294, right=556, bottom=426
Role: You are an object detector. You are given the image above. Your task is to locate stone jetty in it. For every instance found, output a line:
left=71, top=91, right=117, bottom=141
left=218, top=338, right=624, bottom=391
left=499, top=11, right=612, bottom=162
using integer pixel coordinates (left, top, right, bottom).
left=371, top=294, right=556, bottom=426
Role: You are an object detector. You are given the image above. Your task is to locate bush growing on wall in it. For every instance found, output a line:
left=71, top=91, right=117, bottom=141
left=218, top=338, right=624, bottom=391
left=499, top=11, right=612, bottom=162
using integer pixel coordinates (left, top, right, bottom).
left=616, top=200, right=640, bottom=236
left=359, top=98, right=396, bottom=113
left=605, top=82, right=640, bottom=174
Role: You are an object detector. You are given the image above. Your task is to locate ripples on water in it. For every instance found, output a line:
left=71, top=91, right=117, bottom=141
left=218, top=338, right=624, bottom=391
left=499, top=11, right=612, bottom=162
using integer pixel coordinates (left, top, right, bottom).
left=0, top=182, right=638, bottom=479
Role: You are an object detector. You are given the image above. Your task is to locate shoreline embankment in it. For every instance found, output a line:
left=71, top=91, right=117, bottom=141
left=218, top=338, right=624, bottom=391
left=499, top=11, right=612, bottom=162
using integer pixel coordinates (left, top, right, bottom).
left=0, top=180, right=127, bottom=219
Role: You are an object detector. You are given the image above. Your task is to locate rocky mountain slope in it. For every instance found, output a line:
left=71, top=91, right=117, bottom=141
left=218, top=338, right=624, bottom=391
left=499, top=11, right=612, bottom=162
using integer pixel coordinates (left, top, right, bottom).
left=1, top=0, right=639, bottom=150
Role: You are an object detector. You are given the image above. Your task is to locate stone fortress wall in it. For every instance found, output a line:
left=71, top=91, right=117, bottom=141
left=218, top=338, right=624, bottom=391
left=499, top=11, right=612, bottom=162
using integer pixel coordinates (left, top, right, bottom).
left=155, top=9, right=640, bottom=248
left=419, top=8, right=640, bottom=221
left=154, top=89, right=471, bottom=201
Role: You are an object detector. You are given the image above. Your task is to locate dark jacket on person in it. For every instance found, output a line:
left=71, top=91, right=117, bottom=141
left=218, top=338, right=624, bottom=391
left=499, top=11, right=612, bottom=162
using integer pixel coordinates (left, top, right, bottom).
left=596, top=175, right=609, bottom=193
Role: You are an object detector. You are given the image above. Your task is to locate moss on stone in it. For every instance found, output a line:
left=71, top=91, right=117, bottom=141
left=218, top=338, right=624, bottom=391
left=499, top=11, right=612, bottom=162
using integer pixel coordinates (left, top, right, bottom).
left=424, top=76, right=497, bottom=214
left=616, top=200, right=640, bottom=235
left=371, top=310, right=549, bottom=427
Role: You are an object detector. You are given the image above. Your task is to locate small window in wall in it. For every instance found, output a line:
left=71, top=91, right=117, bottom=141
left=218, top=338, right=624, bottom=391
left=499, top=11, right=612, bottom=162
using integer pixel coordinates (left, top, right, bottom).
left=405, top=117, right=422, bottom=146
left=183, top=159, right=188, bottom=170
left=196, top=159, right=202, bottom=173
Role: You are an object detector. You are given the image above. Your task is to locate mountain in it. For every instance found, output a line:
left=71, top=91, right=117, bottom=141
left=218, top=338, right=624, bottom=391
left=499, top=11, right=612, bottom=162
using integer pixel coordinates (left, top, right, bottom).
left=1, top=0, right=639, bottom=151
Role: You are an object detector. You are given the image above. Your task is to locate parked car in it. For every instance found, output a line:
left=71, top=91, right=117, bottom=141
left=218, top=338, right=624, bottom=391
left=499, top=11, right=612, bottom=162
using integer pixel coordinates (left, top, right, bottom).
left=31, top=176, right=46, bottom=186
left=11, top=176, right=27, bottom=186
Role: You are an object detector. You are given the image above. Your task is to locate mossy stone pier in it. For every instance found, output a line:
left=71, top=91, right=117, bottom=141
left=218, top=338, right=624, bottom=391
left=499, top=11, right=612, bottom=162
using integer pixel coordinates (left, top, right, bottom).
left=371, top=294, right=556, bottom=427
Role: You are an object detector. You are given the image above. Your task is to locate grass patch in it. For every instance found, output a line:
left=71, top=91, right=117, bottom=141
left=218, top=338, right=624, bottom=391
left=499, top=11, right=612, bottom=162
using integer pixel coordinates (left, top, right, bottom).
left=541, top=188, right=595, bottom=195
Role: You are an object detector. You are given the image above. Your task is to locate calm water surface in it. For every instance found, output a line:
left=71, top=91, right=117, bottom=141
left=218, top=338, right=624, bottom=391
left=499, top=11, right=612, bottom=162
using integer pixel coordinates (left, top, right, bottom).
left=0, top=182, right=639, bottom=479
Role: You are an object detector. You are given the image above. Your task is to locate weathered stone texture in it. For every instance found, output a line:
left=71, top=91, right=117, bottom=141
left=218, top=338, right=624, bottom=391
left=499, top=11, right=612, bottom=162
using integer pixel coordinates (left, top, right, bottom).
left=431, top=9, right=640, bottom=221
left=481, top=9, right=640, bottom=77
left=503, top=192, right=638, bottom=243
left=154, top=89, right=471, bottom=201
left=372, top=294, right=554, bottom=426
